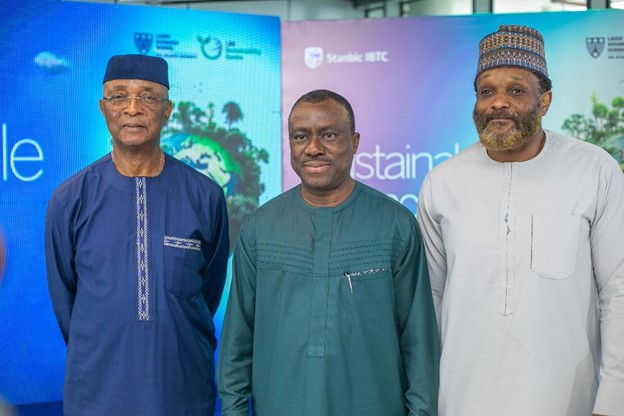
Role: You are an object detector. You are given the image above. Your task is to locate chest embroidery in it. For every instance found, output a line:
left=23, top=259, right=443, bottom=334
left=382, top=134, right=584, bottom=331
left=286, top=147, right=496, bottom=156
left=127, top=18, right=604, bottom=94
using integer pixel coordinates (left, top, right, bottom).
left=136, top=177, right=150, bottom=321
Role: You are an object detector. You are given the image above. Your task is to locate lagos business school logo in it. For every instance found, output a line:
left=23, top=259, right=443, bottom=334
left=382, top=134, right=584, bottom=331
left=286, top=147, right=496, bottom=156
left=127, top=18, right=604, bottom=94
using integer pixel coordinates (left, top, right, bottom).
left=304, top=46, right=389, bottom=69
left=586, top=37, right=605, bottom=59
left=133, top=32, right=197, bottom=59
left=133, top=32, right=261, bottom=61
left=585, top=34, right=624, bottom=60
left=134, top=33, right=153, bottom=54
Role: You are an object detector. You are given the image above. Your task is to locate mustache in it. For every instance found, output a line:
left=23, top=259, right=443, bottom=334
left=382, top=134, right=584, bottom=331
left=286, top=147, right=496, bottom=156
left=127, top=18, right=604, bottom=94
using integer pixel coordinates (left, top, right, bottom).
left=473, top=109, right=520, bottom=132
left=487, top=110, right=517, bottom=122
left=476, top=109, right=518, bottom=123
left=302, top=157, right=331, bottom=163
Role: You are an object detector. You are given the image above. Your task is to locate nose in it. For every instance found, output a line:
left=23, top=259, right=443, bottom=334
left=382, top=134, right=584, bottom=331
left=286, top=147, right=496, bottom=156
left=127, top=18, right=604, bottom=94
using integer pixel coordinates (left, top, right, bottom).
left=123, top=97, right=142, bottom=114
left=489, top=92, right=510, bottom=110
left=305, top=135, right=324, bottom=155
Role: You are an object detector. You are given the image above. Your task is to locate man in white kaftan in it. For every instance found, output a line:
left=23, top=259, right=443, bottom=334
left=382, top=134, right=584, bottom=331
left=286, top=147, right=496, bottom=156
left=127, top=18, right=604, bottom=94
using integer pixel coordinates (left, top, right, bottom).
left=417, top=25, right=624, bottom=416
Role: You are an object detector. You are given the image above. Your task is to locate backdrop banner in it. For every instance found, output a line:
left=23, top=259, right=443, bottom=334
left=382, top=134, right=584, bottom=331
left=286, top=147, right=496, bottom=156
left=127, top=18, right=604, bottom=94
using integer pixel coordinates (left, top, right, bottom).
left=0, top=0, right=281, bottom=406
left=282, top=10, right=624, bottom=212
left=2, top=3, right=624, bottom=410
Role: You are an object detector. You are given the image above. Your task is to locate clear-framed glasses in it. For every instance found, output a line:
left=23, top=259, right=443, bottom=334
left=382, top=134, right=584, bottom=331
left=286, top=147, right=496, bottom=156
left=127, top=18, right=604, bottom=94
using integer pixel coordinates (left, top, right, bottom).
left=101, top=94, right=169, bottom=109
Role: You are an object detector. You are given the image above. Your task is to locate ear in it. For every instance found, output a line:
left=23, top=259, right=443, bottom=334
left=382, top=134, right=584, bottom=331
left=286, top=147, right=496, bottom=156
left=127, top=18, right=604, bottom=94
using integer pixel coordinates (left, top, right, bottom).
left=99, top=99, right=106, bottom=115
left=163, top=100, right=173, bottom=124
left=539, top=90, right=552, bottom=116
left=351, top=132, right=360, bottom=153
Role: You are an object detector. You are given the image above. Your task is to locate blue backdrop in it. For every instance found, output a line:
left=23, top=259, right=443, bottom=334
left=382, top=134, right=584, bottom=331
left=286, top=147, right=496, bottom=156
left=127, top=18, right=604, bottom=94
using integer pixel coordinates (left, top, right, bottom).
left=0, top=0, right=281, bottom=406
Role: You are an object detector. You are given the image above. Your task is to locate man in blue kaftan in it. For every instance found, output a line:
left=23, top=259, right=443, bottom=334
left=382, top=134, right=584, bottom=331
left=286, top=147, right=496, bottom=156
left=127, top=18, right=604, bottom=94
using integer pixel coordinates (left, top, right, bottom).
left=45, top=54, right=229, bottom=416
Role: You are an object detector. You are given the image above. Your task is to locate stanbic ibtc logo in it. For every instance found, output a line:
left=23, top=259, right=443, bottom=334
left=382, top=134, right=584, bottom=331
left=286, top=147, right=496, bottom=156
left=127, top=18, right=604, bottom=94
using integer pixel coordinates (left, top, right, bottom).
left=305, top=47, right=323, bottom=69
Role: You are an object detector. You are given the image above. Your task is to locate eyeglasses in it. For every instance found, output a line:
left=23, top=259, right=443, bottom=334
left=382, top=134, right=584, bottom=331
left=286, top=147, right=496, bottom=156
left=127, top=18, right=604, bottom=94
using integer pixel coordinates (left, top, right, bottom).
left=101, top=94, right=169, bottom=109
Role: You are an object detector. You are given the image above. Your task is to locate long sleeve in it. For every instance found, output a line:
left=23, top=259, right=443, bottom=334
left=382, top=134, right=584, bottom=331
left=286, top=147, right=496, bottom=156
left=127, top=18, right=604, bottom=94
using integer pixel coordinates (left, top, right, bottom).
left=44, top=193, right=77, bottom=344
left=396, top=219, right=440, bottom=416
left=201, top=190, right=230, bottom=316
left=217, top=225, right=256, bottom=416
left=591, top=157, right=624, bottom=415
left=417, top=174, right=447, bottom=324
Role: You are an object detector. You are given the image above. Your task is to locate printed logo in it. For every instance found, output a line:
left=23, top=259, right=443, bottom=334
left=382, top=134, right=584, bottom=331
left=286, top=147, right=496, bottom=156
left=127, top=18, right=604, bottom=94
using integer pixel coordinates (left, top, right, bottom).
left=305, top=47, right=389, bottom=67
left=196, top=36, right=261, bottom=61
left=586, top=37, right=605, bottom=59
left=305, top=47, right=324, bottom=69
left=134, top=33, right=153, bottom=55
left=198, top=35, right=223, bottom=60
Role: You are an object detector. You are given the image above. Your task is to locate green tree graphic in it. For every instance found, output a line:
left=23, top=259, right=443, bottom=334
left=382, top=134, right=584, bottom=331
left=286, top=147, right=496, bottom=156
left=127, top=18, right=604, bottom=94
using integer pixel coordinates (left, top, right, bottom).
left=562, top=93, right=624, bottom=171
left=222, top=101, right=243, bottom=130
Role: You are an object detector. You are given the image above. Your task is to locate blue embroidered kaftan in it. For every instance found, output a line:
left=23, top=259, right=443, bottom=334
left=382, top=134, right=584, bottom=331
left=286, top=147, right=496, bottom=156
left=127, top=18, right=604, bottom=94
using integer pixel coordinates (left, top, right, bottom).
left=45, top=153, right=229, bottom=416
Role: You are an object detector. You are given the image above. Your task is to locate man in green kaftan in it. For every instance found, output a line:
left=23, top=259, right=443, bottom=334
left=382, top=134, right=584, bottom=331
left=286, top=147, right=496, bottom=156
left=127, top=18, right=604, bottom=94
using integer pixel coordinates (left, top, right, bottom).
left=217, top=89, right=439, bottom=415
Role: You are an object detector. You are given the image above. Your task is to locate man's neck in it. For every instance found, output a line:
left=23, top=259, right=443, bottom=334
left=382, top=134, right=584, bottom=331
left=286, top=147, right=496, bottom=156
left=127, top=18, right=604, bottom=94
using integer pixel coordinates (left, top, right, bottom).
left=300, top=179, right=356, bottom=208
left=111, top=147, right=165, bottom=177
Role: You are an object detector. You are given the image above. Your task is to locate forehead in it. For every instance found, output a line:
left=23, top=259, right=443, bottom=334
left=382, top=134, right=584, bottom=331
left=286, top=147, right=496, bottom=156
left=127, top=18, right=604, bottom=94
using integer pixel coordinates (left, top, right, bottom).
left=289, top=99, right=348, bottom=125
left=476, top=66, right=539, bottom=87
left=103, top=79, right=167, bottom=94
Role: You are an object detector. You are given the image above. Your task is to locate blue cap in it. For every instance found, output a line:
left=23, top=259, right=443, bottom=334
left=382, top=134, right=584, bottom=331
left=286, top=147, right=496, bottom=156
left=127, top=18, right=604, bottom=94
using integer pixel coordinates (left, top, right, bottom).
left=103, top=54, right=169, bottom=89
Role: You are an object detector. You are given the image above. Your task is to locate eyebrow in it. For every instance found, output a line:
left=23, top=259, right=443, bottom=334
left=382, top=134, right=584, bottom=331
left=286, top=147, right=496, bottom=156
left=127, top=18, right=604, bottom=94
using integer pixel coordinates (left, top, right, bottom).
left=477, top=77, right=529, bottom=88
left=290, top=124, right=339, bottom=134
left=106, top=85, right=158, bottom=93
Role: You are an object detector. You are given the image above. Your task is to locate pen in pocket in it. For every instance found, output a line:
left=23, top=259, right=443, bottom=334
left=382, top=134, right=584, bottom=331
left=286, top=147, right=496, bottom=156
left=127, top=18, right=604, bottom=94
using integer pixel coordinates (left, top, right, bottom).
left=344, top=272, right=353, bottom=294
left=343, top=268, right=389, bottom=294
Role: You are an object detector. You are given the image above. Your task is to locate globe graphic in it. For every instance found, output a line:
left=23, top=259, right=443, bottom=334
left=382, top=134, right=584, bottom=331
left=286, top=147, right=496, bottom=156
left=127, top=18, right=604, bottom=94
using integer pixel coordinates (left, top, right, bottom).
left=161, top=129, right=263, bottom=250
left=161, top=133, right=241, bottom=196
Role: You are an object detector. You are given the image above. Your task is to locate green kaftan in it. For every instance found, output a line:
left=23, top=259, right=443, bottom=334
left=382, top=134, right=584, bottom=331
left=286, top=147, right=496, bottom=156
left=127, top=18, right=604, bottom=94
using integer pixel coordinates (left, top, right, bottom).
left=218, top=181, right=439, bottom=416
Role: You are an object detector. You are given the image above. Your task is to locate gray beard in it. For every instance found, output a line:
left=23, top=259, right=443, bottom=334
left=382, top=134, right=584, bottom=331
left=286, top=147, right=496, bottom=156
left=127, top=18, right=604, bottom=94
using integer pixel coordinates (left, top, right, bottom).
left=473, top=105, right=542, bottom=152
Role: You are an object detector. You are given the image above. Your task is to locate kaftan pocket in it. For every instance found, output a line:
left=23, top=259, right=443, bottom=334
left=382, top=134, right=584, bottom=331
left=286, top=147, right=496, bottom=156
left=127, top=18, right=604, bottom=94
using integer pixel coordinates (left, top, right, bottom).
left=163, top=236, right=203, bottom=296
left=530, top=214, right=580, bottom=280
left=343, top=268, right=391, bottom=293
left=340, top=267, right=395, bottom=337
